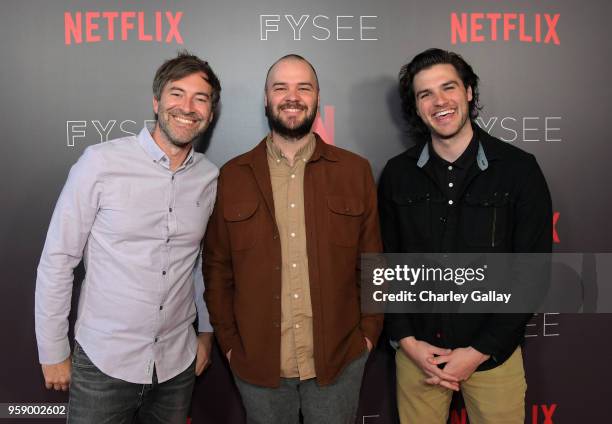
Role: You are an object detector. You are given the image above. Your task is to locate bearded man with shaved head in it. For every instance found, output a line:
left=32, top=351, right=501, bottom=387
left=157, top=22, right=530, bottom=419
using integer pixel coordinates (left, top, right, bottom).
left=204, top=54, right=383, bottom=424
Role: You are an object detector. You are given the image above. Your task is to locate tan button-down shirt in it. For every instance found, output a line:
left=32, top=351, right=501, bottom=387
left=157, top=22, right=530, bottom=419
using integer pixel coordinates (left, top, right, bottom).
left=266, top=134, right=316, bottom=379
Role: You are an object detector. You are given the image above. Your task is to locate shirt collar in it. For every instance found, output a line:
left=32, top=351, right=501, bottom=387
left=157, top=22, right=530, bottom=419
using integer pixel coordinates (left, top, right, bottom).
left=236, top=132, right=338, bottom=167
left=138, top=122, right=195, bottom=169
left=266, top=133, right=316, bottom=164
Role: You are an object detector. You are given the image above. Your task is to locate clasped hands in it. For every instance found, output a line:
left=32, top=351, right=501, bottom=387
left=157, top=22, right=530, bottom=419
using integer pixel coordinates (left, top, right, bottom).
left=399, top=336, right=490, bottom=391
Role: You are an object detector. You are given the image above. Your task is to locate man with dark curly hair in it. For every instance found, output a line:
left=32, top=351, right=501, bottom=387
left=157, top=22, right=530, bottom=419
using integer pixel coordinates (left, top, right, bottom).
left=379, top=48, right=552, bottom=423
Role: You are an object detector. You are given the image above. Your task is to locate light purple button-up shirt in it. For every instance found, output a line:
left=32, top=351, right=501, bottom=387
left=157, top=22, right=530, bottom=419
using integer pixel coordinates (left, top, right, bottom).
left=35, top=125, right=218, bottom=384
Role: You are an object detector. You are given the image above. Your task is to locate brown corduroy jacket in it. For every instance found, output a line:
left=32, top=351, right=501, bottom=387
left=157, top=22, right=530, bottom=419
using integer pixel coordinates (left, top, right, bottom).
left=203, top=134, right=383, bottom=388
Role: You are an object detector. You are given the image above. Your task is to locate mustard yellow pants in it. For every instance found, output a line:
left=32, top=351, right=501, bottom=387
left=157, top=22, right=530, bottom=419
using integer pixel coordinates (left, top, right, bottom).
left=396, top=347, right=526, bottom=424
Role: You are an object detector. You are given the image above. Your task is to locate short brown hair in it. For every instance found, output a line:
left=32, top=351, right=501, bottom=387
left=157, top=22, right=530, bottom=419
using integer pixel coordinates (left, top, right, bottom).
left=153, top=50, right=221, bottom=111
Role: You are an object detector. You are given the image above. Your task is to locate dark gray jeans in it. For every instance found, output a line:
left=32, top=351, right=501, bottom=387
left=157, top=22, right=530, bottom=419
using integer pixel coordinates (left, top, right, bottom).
left=67, top=342, right=195, bottom=424
left=234, top=351, right=369, bottom=424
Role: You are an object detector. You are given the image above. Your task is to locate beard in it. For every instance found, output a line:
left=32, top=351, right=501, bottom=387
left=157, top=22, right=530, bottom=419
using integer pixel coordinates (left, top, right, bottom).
left=265, top=101, right=317, bottom=141
left=157, top=109, right=208, bottom=148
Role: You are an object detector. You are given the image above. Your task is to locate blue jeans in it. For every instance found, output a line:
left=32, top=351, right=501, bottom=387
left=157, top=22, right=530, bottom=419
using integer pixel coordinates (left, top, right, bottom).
left=67, top=342, right=195, bottom=424
left=234, top=351, right=369, bottom=424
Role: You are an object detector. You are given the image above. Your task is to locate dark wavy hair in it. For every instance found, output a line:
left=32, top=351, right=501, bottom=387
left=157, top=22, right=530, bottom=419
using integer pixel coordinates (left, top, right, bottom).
left=152, top=50, right=221, bottom=118
left=398, top=48, right=481, bottom=137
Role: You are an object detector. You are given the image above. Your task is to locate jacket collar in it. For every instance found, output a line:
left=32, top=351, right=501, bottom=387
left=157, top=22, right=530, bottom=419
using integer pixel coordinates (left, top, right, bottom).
left=236, top=132, right=338, bottom=166
left=412, top=124, right=501, bottom=171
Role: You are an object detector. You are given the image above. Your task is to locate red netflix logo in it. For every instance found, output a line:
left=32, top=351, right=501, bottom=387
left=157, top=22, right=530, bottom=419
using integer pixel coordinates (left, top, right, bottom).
left=532, top=403, right=557, bottom=423
left=451, top=13, right=560, bottom=45
left=450, top=409, right=467, bottom=424
left=553, top=212, right=560, bottom=244
left=64, top=11, right=183, bottom=45
left=313, top=105, right=335, bottom=145
left=451, top=404, right=557, bottom=423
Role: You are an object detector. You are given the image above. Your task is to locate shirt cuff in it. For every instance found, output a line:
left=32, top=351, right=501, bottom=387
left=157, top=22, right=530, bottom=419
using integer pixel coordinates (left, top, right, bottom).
left=37, top=339, right=71, bottom=365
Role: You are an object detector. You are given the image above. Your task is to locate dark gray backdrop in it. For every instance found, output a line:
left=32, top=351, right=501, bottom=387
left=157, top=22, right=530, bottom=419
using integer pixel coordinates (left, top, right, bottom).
left=1, top=0, right=610, bottom=422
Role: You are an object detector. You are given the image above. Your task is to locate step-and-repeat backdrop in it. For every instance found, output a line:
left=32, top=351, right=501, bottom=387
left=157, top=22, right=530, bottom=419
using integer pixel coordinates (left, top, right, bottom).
left=1, top=1, right=610, bottom=423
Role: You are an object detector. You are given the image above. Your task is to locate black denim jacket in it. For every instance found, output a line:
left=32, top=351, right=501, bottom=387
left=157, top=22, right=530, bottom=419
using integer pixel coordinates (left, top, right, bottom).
left=379, top=125, right=552, bottom=370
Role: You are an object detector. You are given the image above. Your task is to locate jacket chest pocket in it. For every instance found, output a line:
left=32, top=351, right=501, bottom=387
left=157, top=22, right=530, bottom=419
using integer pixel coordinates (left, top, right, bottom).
left=392, top=193, right=432, bottom=245
left=461, top=192, right=510, bottom=248
left=327, top=196, right=364, bottom=247
left=223, top=201, right=259, bottom=251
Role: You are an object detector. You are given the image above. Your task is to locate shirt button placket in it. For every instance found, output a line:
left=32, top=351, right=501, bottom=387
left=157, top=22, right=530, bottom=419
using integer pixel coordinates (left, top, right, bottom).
left=164, top=171, right=175, bottom=294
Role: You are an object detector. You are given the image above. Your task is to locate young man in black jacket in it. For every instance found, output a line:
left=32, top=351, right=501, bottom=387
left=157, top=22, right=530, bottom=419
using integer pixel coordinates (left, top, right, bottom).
left=379, top=48, right=552, bottom=423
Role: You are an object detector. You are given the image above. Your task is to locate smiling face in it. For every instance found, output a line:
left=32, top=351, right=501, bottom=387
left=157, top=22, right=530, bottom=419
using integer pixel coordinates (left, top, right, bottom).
left=264, top=58, right=319, bottom=141
left=413, top=63, right=473, bottom=143
left=153, top=72, right=214, bottom=148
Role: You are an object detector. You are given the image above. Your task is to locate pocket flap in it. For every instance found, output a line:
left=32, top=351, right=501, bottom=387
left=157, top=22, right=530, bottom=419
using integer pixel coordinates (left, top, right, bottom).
left=392, top=193, right=430, bottom=205
left=223, top=201, right=259, bottom=222
left=463, top=192, right=510, bottom=207
left=327, top=196, right=364, bottom=216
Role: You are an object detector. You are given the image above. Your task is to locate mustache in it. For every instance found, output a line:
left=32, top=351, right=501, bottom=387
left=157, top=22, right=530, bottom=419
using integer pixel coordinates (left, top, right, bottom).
left=279, top=101, right=307, bottom=111
left=168, top=109, right=201, bottom=120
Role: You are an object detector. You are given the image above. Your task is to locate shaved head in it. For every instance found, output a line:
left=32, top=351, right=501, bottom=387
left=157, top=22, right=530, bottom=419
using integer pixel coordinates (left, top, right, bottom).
left=265, top=54, right=319, bottom=91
